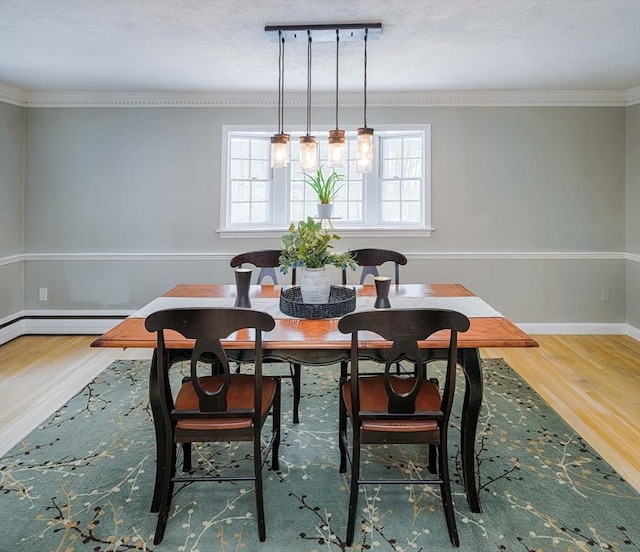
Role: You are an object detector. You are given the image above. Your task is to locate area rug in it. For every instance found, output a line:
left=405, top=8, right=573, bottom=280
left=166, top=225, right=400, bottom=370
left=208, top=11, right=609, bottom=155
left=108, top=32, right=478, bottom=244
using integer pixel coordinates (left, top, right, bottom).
left=1, top=358, right=638, bottom=552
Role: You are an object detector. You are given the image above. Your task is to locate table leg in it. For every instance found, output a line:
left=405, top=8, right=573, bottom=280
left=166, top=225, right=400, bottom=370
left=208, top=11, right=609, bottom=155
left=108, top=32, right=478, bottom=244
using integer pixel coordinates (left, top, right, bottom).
left=459, top=347, right=483, bottom=513
left=149, top=350, right=164, bottom=513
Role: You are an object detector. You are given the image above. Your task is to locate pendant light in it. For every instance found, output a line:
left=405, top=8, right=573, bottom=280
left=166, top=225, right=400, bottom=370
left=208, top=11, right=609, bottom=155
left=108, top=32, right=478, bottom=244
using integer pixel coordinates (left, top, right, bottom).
left=327, top=29, right=346, bottom=169
left=270, top=30, right=290, bottom=168
left=299, top=29, right=318, bottom=172
left=356, top=27, right=374, bottom=174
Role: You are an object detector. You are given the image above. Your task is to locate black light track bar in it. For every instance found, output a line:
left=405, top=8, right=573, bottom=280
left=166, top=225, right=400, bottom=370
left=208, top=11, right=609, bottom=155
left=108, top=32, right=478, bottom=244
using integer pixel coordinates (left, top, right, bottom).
left=265, top=23, right=382, bottom=42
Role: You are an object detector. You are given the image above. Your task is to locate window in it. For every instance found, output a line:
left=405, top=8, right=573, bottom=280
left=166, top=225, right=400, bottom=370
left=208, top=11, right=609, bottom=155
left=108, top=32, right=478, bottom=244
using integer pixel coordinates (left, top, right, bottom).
left=219, top=125, right=432, bottom=238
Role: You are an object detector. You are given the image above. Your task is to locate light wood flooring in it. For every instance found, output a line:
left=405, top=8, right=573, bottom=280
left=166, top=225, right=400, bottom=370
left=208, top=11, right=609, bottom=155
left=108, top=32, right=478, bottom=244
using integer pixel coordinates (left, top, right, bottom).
left=1, top=334, right=638, bottom=493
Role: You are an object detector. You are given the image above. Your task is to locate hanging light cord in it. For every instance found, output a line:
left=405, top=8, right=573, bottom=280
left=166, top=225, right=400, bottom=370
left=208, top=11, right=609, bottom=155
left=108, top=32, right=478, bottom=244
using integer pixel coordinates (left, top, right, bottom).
left=277, top=30, right=283, bottom=134
left=363, top=27, right=368, bottom=128
left=335, top=29, right=340, bottom=129
left=280, top=33, right=285, bottom=134
left=306, top=29, right=312, bottom=137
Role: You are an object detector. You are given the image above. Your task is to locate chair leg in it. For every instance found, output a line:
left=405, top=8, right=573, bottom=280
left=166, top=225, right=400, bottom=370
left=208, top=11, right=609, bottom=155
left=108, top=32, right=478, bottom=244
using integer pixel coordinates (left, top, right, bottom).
left=272, top=378, right=281, bottom=471
left=346, top=431, right=361, bottom=546
left=438, top=438, right=459, bottom=547
left=254, top=430, right=266, bottom=542
left=182, top=442, right=192, bottom=472
left=338, top=376, right=347, bottom=473
left=153, top=441, right=176, bottom=545
left=428, top=444, right=437, bottom=474
left=291, top=363, right=301, bottom=424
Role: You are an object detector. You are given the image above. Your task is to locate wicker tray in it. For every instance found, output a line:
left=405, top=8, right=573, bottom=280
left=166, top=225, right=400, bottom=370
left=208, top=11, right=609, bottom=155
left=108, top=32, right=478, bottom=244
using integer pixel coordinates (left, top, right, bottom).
left=280, top=285, right=356, bottom=319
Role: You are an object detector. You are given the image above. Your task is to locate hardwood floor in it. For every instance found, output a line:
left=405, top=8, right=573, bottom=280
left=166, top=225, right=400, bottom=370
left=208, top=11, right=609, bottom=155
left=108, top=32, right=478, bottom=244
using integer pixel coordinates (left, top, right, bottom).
left=1, top=334, right=638, bottom=492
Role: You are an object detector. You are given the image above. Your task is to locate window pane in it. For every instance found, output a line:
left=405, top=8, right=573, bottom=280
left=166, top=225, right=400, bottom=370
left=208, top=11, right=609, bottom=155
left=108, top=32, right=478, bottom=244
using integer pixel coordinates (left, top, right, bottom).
left=230, top=138, right=250, bottom=158
left=230, top=159, right=250, bottom=179
left=381, top=180, right=400, bottom=200
left=382, top=159, right=402, bottom=179
left=404, top=137, right=422, bottom=157
left=403, top=201, right=421, bottom=222
left=348, top=203, right=362, bottom=220
left=382, top=138, right=402, bottom=159
left=252, top=181, right=269, bottom=201
left=251, top=202, right=269, bottom=223
left=348, top=182, right=362, bottom=200
left=251, top=139, right=269, bottom=160
left=291, top=180, right=305, bottom=201
left=402, top=180, right=421, bottom=200
left=404, top=158, right=422, bottom=178
left=290, top=203, right=304, bottom=221
left=251, top=160, right=269, bottom=179
left=230, top=202, right=250, bottom=223
left=381, top=201, right=401, bottom=222
left=231, top=180, right=250, bottom=201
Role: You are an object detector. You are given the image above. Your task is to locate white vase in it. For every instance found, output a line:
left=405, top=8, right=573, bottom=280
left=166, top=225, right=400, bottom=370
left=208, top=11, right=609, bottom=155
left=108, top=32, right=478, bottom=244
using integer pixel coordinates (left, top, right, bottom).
left=300, top=267, right=331, bottom=304
left=316, top=203, right=333, bottom=219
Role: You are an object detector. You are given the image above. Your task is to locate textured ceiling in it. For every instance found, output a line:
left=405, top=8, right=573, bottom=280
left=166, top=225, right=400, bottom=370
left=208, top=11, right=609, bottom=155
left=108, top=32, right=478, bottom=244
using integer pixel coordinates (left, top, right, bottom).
left=0, top=0, right=639, bottom=94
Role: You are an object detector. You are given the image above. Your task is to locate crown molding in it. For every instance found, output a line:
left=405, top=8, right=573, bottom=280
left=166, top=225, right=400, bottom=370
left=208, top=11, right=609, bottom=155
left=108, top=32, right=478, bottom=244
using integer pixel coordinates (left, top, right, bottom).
left=2, top=83, right=639, bottom=108
left=625, top=86, right=640, bottom=106
left=0, top=83, right=28, bottom=106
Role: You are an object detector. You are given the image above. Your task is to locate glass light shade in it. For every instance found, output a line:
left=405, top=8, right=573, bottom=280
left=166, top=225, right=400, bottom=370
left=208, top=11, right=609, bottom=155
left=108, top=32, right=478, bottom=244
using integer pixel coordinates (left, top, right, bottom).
left=327, top=129, right=346, bottom=169
left=356, top=127, right=374, bottom=173
left=270, top=133, right=290, bottom=168
left=299, top=135, right=318, bottom=172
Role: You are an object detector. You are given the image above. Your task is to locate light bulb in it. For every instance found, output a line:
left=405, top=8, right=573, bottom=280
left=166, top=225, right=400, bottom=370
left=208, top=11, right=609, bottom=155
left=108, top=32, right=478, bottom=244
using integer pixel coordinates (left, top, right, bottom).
left=299, top=135, right=318, bottom=171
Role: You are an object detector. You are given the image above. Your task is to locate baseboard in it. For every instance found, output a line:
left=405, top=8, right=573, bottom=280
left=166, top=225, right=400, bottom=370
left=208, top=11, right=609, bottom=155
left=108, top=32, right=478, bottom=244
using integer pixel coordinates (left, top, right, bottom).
left=2, top=311, right=638, bottom=346
left=518, top=322, right=639, bottom=338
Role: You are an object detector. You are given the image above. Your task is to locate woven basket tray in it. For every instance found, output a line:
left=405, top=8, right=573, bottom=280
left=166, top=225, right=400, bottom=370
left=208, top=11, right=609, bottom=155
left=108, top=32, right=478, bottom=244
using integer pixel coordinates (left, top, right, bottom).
left=280, top=285, right=356, bottom=319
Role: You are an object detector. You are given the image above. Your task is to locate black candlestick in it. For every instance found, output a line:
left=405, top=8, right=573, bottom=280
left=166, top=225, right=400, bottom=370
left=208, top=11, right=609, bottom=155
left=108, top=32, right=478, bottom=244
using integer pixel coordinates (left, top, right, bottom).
left=373, top=276, right=391, bottom=309
left=234, top=268, right=252, bottom=308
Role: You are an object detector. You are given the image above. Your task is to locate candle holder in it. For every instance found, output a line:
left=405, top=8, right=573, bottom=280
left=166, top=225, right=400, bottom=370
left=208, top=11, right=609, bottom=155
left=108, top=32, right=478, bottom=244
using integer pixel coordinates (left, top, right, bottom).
left=373, top=276, right=391, bottom=309
left=234, top=268, right=252, bottom=308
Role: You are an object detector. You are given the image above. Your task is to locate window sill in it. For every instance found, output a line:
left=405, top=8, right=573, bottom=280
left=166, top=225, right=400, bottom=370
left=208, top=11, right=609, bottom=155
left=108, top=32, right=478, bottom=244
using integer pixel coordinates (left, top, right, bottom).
left=217, top=227, right=434, bottom=239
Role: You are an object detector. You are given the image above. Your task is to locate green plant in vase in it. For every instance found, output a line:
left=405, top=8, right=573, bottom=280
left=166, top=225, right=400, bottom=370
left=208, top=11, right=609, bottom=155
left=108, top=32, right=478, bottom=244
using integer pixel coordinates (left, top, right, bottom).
left=279, top=217, right=355, bottom=303
left=303, top=166, right=344, bottom=219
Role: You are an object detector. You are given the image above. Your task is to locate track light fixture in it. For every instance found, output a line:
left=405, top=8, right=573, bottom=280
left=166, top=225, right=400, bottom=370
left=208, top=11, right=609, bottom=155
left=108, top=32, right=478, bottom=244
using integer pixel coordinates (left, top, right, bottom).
left=265, top=23, right=382, bottom=173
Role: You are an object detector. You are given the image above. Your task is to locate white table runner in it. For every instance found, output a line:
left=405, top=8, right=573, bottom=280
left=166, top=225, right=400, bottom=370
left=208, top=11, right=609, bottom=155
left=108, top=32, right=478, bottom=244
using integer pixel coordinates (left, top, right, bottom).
left=131, top=295, right=502, bottom=319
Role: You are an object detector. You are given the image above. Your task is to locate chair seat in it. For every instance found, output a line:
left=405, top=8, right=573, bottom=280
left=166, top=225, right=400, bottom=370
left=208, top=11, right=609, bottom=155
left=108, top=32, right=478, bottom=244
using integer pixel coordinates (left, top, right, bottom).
left=342, top=375, right=440, bottom=432
left=175, top=374, right=277, bottom=430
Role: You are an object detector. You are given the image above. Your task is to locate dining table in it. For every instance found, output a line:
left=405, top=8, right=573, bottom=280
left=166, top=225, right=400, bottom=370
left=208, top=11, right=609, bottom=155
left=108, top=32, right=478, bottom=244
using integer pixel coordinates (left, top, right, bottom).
left=91, top=282, right=538, bottom=514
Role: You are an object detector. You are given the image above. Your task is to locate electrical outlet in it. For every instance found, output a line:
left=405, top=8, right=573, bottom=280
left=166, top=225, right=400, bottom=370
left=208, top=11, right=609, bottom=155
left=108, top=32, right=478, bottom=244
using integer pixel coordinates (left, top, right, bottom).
left=39, top=287, right=48, bottom=301
left=601, top=288, right=610, bottom=302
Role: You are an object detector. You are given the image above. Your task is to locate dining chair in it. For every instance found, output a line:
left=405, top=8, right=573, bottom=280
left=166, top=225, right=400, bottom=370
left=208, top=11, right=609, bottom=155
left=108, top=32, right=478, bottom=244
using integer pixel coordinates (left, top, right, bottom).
left=229, top=250, right=302, bottom=423
left=230, top=249, right=297, bottom=285
left=145, top=307, right=281, bottom=544
left=341, top=248, right=408, bottom=376
left=337, top=308, right=470, bottom=547
left=341, top=248, right=407, bottom=285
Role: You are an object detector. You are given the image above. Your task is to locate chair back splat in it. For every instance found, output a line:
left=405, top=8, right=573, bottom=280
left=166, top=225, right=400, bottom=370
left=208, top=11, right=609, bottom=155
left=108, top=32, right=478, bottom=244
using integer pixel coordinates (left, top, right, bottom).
left=230, top=249, right=297, bottom=285
left=341, top=248, right=407, bottom=285
left=337, top=308, right=470, bottom=547
left=145, top=307, right=280, bottom=544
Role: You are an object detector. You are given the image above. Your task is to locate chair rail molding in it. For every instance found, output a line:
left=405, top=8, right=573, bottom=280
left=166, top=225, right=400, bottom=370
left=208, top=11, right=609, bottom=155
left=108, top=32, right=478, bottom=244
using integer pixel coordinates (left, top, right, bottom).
left=1, top=251, right=635, bottom=265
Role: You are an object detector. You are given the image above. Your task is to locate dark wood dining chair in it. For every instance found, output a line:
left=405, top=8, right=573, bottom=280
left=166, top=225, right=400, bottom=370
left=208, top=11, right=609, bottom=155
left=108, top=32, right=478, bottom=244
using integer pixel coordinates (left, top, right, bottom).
left=341, top=248, right=407, bottom=285
left=145, top=307, right=281, bottom=544
left=337, top=308, right=470, bottom=547
left=230, top=249, right=297, bottom=285
left=341, top=248, right=408, bottom=376
left=229, top=250, right=302, bottom=423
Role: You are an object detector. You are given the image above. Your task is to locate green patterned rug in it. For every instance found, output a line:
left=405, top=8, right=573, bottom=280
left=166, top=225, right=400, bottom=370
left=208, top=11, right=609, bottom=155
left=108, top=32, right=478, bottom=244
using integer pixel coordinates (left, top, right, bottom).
left=1, top=358, right=638, bottom=551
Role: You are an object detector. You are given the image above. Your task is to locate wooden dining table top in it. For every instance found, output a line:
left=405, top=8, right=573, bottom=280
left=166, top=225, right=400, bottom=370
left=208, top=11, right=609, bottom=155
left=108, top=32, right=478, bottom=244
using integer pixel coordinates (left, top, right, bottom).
left=90, top=283, right=538, bottom=351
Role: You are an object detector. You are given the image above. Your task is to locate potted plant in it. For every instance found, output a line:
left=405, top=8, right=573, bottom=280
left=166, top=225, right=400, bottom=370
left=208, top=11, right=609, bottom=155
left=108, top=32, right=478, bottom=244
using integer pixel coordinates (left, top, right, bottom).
left=279, top=217, right=355, bottom=303
left=303, top=166, right=344, bottom=219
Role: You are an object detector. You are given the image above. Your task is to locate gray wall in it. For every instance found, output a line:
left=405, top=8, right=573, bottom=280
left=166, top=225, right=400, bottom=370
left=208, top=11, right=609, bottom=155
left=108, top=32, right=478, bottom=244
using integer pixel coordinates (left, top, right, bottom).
left=0, top=100, right=636, bottom=326
left=0, top=102, right=25, bottom=319
left=627, top=104, right=640, bottom=328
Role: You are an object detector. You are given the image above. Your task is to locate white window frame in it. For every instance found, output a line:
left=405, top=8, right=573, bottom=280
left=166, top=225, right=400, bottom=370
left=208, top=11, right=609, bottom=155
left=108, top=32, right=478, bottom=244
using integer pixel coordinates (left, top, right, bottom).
left=218, top=124, right=433, bottom=238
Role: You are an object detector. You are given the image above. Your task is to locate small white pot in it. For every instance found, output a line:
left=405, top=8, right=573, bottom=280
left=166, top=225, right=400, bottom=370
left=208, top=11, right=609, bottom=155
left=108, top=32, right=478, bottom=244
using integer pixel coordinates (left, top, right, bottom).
left=300, top=267, right=331, bottom=304
left=316, top=203, right=333, bottom=219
